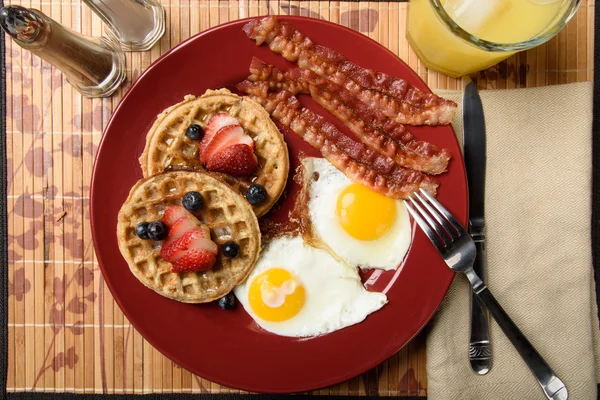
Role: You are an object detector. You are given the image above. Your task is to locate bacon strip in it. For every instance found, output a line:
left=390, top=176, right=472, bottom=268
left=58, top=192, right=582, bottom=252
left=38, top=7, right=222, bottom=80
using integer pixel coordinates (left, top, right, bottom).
left=243, top=16, right=457, bottom=126
left=237, top=81, right=438, bottom=199
left=248, top=58, right=451, bottom=175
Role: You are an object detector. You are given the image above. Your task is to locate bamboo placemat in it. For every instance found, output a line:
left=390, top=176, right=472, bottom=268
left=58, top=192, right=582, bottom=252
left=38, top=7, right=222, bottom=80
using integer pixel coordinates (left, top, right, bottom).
left=3, top=0, right=595, bottom=396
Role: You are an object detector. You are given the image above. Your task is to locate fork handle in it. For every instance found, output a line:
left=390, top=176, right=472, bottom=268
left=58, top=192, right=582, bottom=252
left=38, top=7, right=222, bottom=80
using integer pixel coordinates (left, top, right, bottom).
left=471, top=283, right=568, bottom=400
left=469, top=238, right=491, bottom=374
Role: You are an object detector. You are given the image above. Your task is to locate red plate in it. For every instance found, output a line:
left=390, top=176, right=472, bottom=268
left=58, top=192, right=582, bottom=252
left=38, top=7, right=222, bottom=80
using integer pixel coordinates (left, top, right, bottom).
left=90, top=16, right=468, bottom=393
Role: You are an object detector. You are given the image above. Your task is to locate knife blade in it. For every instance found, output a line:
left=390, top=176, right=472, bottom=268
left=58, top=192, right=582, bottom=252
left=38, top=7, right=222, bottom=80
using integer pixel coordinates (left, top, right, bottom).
left=462, top=76, right=492, bottom=375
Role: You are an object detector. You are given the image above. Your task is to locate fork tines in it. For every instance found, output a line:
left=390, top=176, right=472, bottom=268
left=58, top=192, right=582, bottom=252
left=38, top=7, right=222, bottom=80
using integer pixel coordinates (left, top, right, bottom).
left=403, top=189, right=466, bottom=248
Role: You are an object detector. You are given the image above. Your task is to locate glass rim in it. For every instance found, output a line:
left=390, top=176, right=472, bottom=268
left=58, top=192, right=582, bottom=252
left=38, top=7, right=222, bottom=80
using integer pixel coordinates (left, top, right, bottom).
left=429, top=0, right=582, bottom=52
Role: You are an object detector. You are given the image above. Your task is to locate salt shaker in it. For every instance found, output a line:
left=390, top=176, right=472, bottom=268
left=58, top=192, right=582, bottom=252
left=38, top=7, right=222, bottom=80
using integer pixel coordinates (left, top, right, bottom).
left=0, top=5, right=126, bottom=98
left=83, top=0, right=165, bottom=51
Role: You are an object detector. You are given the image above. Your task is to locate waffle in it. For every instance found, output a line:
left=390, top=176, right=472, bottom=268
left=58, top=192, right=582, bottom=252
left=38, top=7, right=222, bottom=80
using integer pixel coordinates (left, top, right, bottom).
left=117, top=170, right=261, bottom=303
left=139, top=88, right=290, bottom=217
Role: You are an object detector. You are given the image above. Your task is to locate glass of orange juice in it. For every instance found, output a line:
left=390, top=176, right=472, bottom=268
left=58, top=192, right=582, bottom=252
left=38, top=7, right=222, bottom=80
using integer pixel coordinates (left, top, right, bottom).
left=407, top=0, right=581, bottom=78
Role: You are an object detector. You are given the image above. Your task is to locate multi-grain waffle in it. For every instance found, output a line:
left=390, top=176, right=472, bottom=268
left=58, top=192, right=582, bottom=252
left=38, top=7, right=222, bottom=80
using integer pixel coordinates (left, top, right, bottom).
left=117, top=170, right=261, bottom=303
left=139, top=88, right=289, bottom=217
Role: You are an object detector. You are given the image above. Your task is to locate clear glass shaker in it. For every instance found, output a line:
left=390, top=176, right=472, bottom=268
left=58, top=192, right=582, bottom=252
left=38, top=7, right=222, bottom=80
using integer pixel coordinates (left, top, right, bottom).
left=0, top=5, right=126, bottom=98
left=83, top=0, right=165, bottom=51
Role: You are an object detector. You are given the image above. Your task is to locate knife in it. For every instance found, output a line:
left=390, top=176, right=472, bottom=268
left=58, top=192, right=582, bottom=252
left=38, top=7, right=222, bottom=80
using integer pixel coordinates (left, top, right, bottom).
left=462, top=76, right=492, bottom=375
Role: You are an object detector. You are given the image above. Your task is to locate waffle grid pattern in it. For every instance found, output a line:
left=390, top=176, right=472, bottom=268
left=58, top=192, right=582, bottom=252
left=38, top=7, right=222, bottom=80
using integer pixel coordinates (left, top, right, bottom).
left=141, top=89, right=290, bottom=217
left=117, top=171, right=261, bottom=303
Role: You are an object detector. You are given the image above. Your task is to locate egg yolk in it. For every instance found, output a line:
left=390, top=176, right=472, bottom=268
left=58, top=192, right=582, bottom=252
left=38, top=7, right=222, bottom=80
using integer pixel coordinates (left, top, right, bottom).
left=336, top=184, right=397, bottom=241
left=248, top=268, right=305, bottom=322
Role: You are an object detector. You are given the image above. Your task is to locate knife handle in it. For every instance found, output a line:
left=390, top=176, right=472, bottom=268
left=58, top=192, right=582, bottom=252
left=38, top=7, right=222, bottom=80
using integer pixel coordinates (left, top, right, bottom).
left=469, top=233, right=492, bottom=374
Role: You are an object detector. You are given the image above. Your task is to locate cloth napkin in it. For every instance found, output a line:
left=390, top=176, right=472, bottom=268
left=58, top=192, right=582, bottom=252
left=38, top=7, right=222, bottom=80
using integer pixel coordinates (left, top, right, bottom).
left=427, top=82, right=599, bottom=400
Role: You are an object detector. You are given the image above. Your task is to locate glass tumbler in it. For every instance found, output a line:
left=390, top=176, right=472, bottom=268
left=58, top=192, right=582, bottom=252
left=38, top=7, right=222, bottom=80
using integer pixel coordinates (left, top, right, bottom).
left=407, top=0, right=581, bottom=78
left=83, top=0, right=165, bottom=51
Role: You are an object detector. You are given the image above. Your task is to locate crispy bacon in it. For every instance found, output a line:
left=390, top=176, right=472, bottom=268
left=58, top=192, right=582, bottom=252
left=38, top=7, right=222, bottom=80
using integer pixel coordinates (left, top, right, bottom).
left=237, top=81, right=438, bottom=199
left=248, top=58, right=451, bottom=175
left=243, top=16, right=457, bottom=126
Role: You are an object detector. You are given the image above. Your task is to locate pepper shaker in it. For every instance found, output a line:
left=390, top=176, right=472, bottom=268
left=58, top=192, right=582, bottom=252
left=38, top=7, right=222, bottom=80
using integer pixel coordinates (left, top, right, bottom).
left=0, top=5, right=126, bottom=98
left=83, top=0, right=165, bottom=51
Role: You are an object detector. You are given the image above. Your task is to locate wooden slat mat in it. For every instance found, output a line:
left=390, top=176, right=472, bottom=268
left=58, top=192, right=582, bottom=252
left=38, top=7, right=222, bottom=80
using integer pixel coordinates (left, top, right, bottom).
left=4, top=0, right=594, bottom=396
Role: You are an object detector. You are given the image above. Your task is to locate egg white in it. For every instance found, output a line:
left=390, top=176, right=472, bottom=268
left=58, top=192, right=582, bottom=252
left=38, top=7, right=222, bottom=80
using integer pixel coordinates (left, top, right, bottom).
left=304, top=157, right=412, bottom=271
left=233, top=236, right=387, bottom=337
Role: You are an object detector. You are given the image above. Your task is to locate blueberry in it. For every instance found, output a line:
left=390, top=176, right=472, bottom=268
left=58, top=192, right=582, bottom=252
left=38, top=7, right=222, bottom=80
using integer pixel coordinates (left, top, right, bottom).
left=218, top=293, right=236, bottom=310
left=246, top=184, right=268, bottom=205
left=147, top=221, right=168, bottom=240
left=135, top=222, right=150, bottom=240
left=222, top=241, right=239, bottom=258
left=182, top=191, right=204, bottom=212
left=186, top=124, right=204, bottom=140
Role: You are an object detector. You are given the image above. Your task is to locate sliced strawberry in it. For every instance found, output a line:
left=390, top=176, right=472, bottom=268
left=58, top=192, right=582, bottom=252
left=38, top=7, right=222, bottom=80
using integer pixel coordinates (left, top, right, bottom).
left=162, top=226, right=217, bottom=263
left=170, top=216, right=204, bottom=240
left=200, top=125, right=254, bottom=165
left=162, top=206, right=193, bottom=228
left=161, top=206, right=211, bottom=259
left=199, top=113, right=241, bottom=155
left=205, top=144, right=258, bottom=176
left=161, top=223, right=212, bottom=259
left=170, top=235, right=217, bottom=263
left=161, top=215, right=206, bottom=257
left=171, top=248, right=217, bottom=273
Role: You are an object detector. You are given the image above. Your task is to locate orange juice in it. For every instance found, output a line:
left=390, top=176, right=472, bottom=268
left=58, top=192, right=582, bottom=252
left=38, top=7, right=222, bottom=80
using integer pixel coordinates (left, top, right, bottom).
left=407, top=0, right=571, bottom=77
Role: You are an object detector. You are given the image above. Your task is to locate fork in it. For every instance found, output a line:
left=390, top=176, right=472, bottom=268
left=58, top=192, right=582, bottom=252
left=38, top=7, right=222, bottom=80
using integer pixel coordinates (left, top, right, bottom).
left=404, top=189, right=567, bottom=400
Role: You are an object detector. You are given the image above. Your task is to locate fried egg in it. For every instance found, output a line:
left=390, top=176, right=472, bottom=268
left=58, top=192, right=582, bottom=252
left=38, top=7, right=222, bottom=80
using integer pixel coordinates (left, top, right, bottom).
left=233, top=236, right=387, bottom=337
left=303, top=157, right=412, bottom=270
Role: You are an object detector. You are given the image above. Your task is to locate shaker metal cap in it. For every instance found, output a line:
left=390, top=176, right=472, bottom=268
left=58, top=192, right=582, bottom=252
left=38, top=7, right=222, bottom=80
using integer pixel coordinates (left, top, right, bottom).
left=0, top=5, right=44, bottom=42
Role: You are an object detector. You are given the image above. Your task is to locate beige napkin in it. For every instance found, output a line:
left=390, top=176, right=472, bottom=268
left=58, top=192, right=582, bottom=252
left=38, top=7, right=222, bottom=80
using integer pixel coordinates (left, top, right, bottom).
left=427, top=82, right=599, bottom=400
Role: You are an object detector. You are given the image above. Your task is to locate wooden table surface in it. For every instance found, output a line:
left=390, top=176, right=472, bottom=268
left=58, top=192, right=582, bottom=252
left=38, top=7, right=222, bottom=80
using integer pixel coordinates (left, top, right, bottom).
left=4, top=0, right=595, bottom=396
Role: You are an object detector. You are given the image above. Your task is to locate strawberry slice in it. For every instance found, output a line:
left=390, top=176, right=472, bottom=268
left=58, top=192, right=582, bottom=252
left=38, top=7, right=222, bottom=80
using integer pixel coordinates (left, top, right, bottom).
left=200, top=125, right=254, bottom=165
left=169, top=231, right=217, bottom=262
left=162, top=206, right=193, bottom=228
left=205, top=144, right=258, bottom=176
left=161, top=215, right=207, bottom=258
left=199, top=113, right=241, bottom=155
left=171, top=248, right=217, bottom=273
left=169, top=216, right=205, bottom=240
left=161, top=206, right=217, bottom=265
left=164, top=228, right=219, bottom=272
left=162, top=227, right=217, bottom=264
